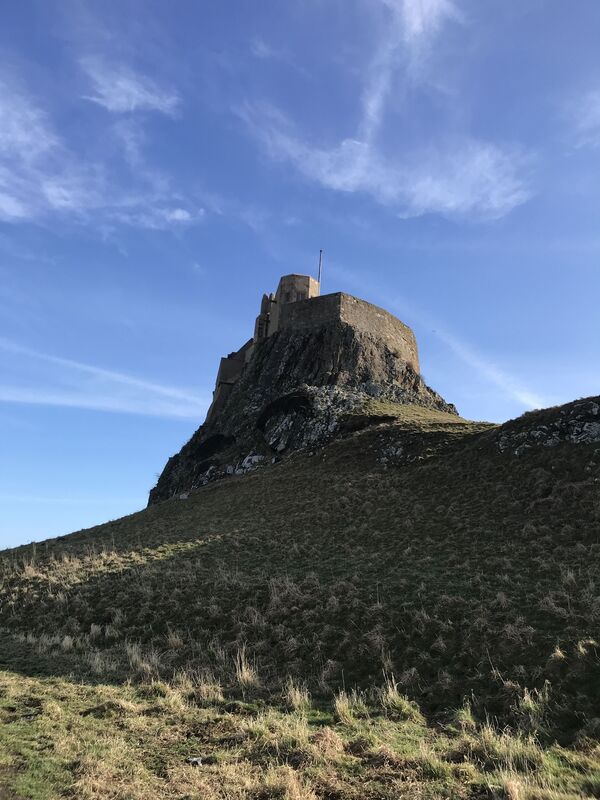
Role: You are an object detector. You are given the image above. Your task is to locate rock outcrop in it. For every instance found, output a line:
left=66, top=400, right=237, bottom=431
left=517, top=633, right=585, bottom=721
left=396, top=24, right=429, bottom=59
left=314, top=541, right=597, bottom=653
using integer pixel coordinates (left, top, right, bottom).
left=149, top=301, right=456, bottom=504
left=496, top=398, right=600, bottom=456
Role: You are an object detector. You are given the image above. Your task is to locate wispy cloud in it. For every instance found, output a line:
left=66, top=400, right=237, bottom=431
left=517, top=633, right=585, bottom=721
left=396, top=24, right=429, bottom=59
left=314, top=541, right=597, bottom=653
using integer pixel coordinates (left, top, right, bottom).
left=238, top=0, right=530, bottom=221
left=0, top=76, right=201, bottom=229
left=0, top=337, right=208, bottom=419
left=111, top=117, right=147, bottom=167
left=427, top=324, right=546, bottom=409
left=249, top=37, right=309, bottom=77
left=362, top=0, right=460, bottom=140
left=570, top=88, right=600, bottom=148
left=0, top=80, right=58, bottom=160
left=0, top=189, right=28, bottom=220
left=108, top=203, right=206, bottom=230
left=239, top=103, right=529, bottom=220
left=0, top=79, right=63, bottom=221
left=81, top=57, right=180, bottom=114
left=250, top=38, right=287, bottom=62
left=393, top=0, right=460, bottom=42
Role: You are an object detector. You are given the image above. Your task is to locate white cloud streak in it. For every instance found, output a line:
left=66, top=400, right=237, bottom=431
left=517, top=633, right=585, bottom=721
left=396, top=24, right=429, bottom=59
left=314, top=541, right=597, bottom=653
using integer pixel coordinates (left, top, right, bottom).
left=571, top=88, right=600, bottom=148
left=81, top=57, right=180, bottom=114
left=364, top=0, right=460, bottom=139
left=0, top=83, right=58, bottom=160
left=0, top=337, right=208, bottom=419
left=240, top=104, right=529, bottom=220
left=0, top=386, right=205, bottom=418
left=239, top=0, right=530, bottom=221
left=0, top=77, right=202, bottom=229
left=249, top=37, right=310, bottom=78
left=394, top=0, right=460, bottom=42
left=391, top=292, right=547, bottom=409
left=429, top=325, right=546, bottom=409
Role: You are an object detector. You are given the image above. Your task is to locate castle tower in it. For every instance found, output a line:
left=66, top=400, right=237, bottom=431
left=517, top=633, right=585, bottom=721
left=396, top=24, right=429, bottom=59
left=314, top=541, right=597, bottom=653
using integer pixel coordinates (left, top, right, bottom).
left=253, top=274, right=320, bottom=342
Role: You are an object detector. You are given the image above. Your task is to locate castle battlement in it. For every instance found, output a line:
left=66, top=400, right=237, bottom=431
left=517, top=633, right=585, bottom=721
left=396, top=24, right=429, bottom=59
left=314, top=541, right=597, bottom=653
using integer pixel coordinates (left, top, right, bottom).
left=254, top=274, right=321, bottom=341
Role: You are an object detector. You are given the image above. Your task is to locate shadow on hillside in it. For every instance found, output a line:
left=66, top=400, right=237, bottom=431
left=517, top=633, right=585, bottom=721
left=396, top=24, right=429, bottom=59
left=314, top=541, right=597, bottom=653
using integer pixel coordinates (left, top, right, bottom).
left=0, top=428, right=598, bottom=742
left=3, top=418, right=494, bottom=563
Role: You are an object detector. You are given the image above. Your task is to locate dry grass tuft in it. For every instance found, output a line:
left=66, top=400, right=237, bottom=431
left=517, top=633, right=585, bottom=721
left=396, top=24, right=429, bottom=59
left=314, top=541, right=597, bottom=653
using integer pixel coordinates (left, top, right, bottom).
left=234, top=644, right=260, bottom=690
left=377, top=673, right=425, bottom=723
left=283, top=677, right=311, bottom=713
left=333, top=689, right=369, bottom=725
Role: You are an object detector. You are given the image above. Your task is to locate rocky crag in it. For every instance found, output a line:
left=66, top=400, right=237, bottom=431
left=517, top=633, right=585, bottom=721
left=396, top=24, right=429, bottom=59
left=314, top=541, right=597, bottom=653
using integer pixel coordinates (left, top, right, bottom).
left=149, top=279, right=455, bottom=504
left=495, top=397, right=600, bottom=454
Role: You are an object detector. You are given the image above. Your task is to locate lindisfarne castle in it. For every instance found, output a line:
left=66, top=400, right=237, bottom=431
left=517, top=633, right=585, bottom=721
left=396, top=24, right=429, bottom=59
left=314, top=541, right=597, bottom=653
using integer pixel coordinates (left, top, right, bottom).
left=206, top=274, right=420, bottom=425
left=150, top=272, right=454, bottom=503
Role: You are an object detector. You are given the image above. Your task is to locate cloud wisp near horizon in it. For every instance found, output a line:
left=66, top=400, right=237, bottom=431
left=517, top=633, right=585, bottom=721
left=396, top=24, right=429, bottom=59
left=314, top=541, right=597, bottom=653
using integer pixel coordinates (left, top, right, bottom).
left=0, top=337, right=208, bottom=419
left=326, top=262, right=547, bottom=411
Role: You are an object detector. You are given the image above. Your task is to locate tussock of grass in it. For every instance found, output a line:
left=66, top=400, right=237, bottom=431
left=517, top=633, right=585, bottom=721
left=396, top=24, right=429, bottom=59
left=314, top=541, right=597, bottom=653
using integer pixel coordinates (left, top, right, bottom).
left=333, top=689, right=369, bottom=725
left=283, top=677, right=311, bottom=714
left=234, top=645, right=261, bottom=691
left=377, top=674, right=425, bottom=723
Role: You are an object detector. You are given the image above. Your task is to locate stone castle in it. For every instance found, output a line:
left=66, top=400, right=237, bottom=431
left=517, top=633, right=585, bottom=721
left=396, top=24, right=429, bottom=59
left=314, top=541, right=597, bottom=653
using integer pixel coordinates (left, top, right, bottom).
left=149, top=273, right=455, bottom=504
left=206, top=274, right=420, bottom=423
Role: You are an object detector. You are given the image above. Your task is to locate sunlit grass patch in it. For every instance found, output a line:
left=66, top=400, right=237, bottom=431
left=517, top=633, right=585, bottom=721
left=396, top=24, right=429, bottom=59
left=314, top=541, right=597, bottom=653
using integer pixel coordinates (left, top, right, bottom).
left=1, top=670, right=599, bottom=799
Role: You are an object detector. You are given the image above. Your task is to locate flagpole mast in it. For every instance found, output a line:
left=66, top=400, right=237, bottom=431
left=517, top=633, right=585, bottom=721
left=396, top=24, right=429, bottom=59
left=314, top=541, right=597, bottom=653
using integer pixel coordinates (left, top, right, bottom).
left=317, top=249, right=323, bottom=292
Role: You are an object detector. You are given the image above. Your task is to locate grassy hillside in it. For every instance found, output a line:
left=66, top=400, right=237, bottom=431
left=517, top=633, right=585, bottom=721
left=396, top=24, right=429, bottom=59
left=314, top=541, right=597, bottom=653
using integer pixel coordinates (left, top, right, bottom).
left=1, top=399, right=599, bottom=799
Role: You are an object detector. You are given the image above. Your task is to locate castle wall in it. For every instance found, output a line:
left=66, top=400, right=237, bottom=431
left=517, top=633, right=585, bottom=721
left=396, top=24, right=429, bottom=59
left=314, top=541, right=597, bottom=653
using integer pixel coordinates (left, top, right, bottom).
left=280, top=293, right=419, bottom=372
left=339, top=295, right=419, bottom=373
left=268, top=275, right=321, bottom=335
left=279, top=292, right=342, bottom=330
left=206, top=339, right=254, bottom=423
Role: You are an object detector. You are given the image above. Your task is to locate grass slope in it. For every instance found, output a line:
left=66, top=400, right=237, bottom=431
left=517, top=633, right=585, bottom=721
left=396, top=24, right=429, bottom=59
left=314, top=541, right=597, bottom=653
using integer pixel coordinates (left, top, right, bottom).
left=1, top=671, right=599, bottom=800
left=1, top=399, right=599, bottom=799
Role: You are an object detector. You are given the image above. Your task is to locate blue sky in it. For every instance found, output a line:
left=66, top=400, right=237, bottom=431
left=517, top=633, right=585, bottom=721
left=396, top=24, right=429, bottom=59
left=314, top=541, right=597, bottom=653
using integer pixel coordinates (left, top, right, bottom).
left=1, top=0, right=599, bottom=548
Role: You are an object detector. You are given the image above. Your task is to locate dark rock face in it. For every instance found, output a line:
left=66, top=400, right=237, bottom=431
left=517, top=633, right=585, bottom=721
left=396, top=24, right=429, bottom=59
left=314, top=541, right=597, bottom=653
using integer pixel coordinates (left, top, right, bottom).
left=148, top=319, right=456, bottom=504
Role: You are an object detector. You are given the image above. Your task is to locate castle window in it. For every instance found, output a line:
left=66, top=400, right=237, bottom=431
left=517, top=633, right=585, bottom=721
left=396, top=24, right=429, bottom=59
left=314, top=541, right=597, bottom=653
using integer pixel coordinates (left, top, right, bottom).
left=284, top=291, right=291, bottom=302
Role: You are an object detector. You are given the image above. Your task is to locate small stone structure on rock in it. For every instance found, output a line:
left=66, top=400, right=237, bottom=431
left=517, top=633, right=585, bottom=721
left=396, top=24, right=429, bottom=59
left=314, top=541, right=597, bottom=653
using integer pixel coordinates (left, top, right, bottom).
left=149, top=273, right=455, bottom=504
left=206, top=274, right=321, bottom=424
